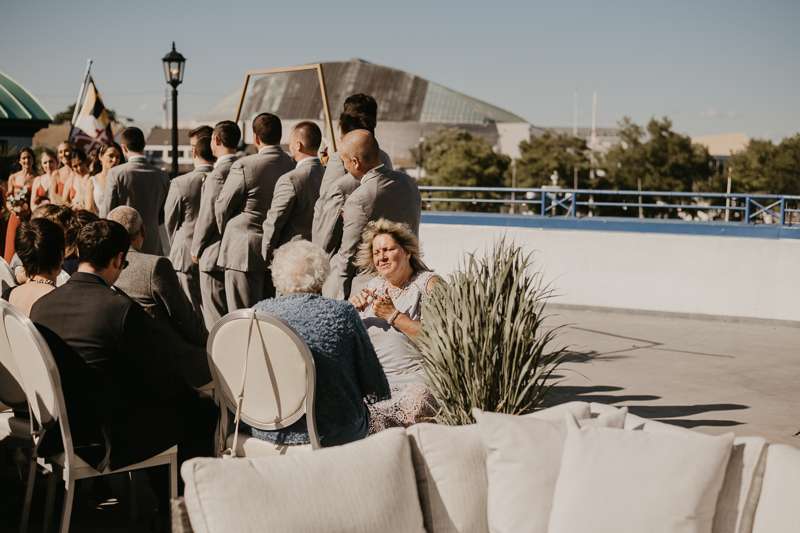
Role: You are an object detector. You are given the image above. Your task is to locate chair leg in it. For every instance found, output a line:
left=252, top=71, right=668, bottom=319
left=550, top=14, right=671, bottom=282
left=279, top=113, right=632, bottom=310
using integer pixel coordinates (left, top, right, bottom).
left=169, top=454, right=178, bottom=500
left=129, top=471, right=138, bottom=524
left=43, top=467, right=58, bottom=533
left=18, top=456, right=36, bottom=533
left=59, top=476, right=74, bottom=533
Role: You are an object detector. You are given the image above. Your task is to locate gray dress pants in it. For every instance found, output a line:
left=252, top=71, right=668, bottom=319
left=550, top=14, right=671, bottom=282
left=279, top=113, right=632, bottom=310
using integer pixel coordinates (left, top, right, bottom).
left=224, top=269, right=266, bottom=311
left=200, top=270, right=227, bottom=331
left=176, top=268, right=203, bottom=318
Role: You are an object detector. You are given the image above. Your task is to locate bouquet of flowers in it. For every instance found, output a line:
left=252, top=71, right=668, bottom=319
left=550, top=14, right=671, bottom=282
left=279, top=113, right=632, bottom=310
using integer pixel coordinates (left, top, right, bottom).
left=6, top=184, right=31, bottom=218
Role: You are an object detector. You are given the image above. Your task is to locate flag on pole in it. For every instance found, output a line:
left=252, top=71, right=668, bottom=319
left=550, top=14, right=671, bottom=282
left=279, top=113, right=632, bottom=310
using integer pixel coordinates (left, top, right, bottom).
left=69, top=77, right=114, bottom=153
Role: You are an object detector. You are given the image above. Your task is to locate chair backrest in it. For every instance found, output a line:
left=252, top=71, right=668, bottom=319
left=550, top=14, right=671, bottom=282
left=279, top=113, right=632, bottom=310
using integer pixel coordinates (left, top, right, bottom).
left=56, top=270, right=70, bottom=287
left=208, top=309, right=319, bottom=448
left=0, top=257, right=16, bottom=295
left=0, top=301, right=27, bottom=411
left=3, top=301, right=75, bottom=464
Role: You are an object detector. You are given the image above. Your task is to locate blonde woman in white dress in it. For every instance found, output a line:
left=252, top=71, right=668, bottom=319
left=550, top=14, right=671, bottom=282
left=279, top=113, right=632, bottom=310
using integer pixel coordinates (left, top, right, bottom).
left=85, top=141, right=123, bottom=215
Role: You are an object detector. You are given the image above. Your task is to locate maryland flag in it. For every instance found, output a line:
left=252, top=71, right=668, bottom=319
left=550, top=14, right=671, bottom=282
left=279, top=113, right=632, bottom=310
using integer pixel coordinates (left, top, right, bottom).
left=69, top=77, right=114, bottom=153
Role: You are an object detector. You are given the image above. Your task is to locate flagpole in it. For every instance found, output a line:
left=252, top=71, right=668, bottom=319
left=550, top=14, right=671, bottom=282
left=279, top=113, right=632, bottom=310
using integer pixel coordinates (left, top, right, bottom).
left=68, top=59, right=93, bottom=140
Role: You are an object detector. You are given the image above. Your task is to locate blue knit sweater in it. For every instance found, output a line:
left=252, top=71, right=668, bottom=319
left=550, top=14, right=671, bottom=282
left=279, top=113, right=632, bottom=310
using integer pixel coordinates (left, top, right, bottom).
left=240, top=294, right=390, bottom=445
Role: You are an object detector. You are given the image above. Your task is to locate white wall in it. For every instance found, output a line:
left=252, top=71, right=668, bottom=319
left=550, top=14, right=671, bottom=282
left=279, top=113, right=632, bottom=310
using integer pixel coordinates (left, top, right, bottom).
left=419, top=223, right=800, bottom=322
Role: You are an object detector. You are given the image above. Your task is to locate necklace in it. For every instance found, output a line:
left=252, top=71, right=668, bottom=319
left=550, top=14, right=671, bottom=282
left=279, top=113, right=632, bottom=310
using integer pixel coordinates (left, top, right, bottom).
left=29, top=277, right=56, bottom=287
left=384, top=270, right=416, bottom=299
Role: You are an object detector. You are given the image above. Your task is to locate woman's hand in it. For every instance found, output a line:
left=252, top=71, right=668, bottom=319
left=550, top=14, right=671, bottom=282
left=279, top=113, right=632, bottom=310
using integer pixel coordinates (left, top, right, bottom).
left=349, top=290, right=373, bottom=312
left=367, top=289, right=398, bottom=321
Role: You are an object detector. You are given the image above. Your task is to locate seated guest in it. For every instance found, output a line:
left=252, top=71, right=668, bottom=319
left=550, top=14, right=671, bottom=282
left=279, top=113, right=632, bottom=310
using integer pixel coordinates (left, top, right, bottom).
left=349, top=218, right=441, bottom=433
left=30, top=220, right=217, bottom=522
left=12, top=204, right=74, bottom=283
left=108, top=206, right=211, bottom=387
left=241, top=239, right=390, bottom=448
left=2, top=219, right=64, bottom=315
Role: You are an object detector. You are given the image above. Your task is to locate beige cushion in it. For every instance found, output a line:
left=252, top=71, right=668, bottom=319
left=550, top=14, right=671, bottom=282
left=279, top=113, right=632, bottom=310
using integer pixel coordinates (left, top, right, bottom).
left=751, top=444, right=800, bottom=533
left=473, top=405, right=626, bottom=533
left=711, top=437, right=768, bottom=533
left=0, top=410, right=29, bottom=438
left=226, top=432, right=312, bottom=457
left=548, top=417, right=734, bottom=533
left=182, top=428, right=425, bottom=533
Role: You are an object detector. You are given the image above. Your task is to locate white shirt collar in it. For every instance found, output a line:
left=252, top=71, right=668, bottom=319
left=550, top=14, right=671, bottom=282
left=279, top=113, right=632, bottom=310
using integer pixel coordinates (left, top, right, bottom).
left=128, top=154, right=146, bottom=160
left=295, top=156, right=319, bottom=168
left=364, top=164, right=385, bottom=176
left=258, top=145, right=279, bottom=155
left=214, top=154, right=237, bottom=168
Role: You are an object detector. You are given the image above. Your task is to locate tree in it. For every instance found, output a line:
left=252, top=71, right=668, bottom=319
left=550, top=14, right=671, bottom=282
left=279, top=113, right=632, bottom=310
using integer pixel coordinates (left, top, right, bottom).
left=51, top=103, right=118, bottom=125
left=514, top=133, right=591, bottom=189
left=725, top=135, right=800, bottom=196
left=413, top=127, right=510, bottom=212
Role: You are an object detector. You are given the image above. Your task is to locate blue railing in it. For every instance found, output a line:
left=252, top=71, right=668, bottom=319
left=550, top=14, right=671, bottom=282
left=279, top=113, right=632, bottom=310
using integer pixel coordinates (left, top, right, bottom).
left=418, top=187, right=800, bottom=226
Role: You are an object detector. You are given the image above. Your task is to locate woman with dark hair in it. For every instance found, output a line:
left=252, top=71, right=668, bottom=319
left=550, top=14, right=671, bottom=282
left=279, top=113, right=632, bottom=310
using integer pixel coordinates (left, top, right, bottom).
left=2, top=218, right=65, bottom=316
left=66, top=148, right=89, bottom=209
left=85, top=141, right=123, bottom=214
left=31, top=149, right=61, bottom=212
left=53, top=141, right=79, bottom=199
left=4, top=147, right=37, bottom=263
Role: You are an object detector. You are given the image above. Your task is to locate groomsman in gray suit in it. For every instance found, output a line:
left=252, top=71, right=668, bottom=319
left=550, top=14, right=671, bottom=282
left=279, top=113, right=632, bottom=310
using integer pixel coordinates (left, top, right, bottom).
left=323, top=130, right=421, bottom=300
left=191, top=120, right=241, bottom=330
left=165, top=135, right=215, bottom=315
left=215, top=113, right=294, bottom=310
left=312, top=112, right=393, bottom=258
left=102, top=127, right=170, bottom=255
left=262, top=121, right=325, bottom=265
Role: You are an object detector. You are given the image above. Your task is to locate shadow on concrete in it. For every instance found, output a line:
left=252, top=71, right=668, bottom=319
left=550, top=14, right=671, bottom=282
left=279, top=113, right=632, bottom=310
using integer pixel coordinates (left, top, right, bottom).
left=628, top=404, right=749, bottom=419
left=657, top=419, right=745, bottom=428
left=546, top=384, right=661, bottom=405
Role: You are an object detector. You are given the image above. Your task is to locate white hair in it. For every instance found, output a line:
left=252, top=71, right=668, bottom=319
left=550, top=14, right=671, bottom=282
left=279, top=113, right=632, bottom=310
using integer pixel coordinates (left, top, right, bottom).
left=271, top=240, right=330, bottom=296
left=107, top=206, right=143, bottom=240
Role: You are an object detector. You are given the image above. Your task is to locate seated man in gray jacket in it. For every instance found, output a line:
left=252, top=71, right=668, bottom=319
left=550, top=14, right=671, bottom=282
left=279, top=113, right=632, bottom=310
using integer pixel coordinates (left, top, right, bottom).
left=108, top=206, right=211, bottom=387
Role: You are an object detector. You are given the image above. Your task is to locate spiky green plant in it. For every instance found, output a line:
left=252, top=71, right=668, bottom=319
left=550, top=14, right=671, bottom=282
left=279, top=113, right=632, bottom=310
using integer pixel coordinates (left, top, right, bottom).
left=412, top=239, right=568, bottom=425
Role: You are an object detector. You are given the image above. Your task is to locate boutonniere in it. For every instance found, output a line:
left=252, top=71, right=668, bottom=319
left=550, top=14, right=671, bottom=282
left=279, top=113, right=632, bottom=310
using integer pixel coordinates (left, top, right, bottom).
left=202, top=172, right=209, bottom=186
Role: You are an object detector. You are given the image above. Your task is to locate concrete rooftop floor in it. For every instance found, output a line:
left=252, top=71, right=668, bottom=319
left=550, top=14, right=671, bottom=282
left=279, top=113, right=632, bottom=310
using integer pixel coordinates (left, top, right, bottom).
left=546, top=306, right=800, bottom=447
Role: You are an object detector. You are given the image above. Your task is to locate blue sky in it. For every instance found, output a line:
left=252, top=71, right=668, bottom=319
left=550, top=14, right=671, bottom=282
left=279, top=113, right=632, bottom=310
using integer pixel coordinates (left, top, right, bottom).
left=2, top=0, right=798, bottom=141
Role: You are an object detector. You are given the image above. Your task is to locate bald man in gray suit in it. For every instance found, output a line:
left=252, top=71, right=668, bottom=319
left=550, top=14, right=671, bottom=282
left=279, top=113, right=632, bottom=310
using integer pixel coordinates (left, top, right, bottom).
left=322, top=130, right=421, bottom=300
left=165, top=135, right=215, bottom=315
left=191, top=121, right=241, bottom=330
left=103, top=127, right=170, bottom=255
left=262, top=121, right=324, bottom=265
left=216, top=113, right=294, bottom=309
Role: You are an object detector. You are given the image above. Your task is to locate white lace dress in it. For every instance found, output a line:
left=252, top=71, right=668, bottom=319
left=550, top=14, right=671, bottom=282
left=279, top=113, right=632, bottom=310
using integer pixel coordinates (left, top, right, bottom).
left=360, top=270, right=440, bottom=434
left=90, top=176, right=104, bottom=215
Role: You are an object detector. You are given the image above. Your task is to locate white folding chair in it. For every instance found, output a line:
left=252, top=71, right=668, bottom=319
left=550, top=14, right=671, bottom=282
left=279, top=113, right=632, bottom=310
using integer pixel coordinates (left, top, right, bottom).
left=55, top=270, right=70, bottom=287
left=0, top=257, right=17, bottom=295
left=3, top=302, right=178, bottom=533
left=208, top=309, right=320, bottom=458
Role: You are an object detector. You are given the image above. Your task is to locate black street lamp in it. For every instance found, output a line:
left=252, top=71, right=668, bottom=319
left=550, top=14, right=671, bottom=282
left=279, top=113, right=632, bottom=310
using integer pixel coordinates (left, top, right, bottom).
left=162, top=42, right=185, bottom=177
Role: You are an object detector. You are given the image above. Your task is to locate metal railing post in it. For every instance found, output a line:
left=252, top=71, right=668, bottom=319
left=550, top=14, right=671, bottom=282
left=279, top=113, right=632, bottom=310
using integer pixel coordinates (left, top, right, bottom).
left=780, top=197, right=786, bottom=225
left=541, top=192, right=547, bottom=216
left=744, top=197, right=751, bottom=223
left=570, top=192, right=577, bottom=217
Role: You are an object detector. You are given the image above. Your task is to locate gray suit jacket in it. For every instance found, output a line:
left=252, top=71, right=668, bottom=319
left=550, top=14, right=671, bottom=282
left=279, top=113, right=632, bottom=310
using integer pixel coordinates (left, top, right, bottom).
left=113, top=247, right=211, bottom=386
left=261, top=158, right=324, bottom=263
left=313, top=149, right=393, bottom=257
left=191, top=156, right=236, bottom=272
left=323, top=166, right=421, bottom=300
left=103, top=156, right=170, bottom=255
left=215, top=146, right=295, bottom=272
left=165, top=164, right=212, bottom=272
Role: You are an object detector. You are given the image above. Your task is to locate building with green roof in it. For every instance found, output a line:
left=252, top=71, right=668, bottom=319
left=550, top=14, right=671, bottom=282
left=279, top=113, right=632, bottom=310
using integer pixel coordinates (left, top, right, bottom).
left=0, top=70, right=53, bottom=153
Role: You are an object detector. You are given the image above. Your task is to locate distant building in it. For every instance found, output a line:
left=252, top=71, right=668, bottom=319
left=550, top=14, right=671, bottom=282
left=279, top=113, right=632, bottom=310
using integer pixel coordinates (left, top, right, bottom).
left=0, top=71, right=52, bottom=153
left=691, top=133, right=748, bottom=169
left=547, top=127, right=622, bottom=155
left=201, top=58, right=543, bottom=168
left=144, top=127, right=194, bottom=174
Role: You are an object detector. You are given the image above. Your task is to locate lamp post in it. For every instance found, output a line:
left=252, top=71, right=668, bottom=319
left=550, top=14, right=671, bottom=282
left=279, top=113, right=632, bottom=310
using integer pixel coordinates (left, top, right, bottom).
left=162, top=42, right=185, bottom=178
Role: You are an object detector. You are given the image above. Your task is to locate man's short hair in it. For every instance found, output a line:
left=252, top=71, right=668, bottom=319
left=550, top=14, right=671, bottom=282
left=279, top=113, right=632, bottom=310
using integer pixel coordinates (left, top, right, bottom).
left=338, top=112, right=376, bottom=136
left=120, top=127, right=146, bottom=153
left=292, top=121, right=322, bottom=152
left=340, top=130, right=380, bottom=165
left=78, top=220, right=131, bottom=270
left=252, top=113, right=282, bottom=145
left=189, top=125, right=213, bottom=139
left=107, top=206, right=143, bottom=242
left=213, top=120, right=241, bottom=149
left=343, top=94, right=378, bottom=121
left=194, top=136, right=216, bottom=162
left=15, top=218, right=65, bottom=278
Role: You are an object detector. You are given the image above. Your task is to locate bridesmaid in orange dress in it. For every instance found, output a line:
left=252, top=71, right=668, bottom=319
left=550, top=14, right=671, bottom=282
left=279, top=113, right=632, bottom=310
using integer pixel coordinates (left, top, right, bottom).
left=4, top=147, right=37, bottom=263
left=31, top=150, right=60, bottom=213
left=53, top=142, right=79, bottom=199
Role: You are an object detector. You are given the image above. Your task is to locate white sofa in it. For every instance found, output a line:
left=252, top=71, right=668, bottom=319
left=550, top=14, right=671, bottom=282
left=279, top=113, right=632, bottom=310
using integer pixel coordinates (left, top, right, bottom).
left=172, top=402, right=800, bottom=533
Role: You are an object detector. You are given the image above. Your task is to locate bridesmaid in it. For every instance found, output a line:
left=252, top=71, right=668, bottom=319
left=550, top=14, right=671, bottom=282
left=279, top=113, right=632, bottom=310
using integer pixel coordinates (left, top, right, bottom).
left=53, top=142, right=79, bottom=199
left=4, top=147, right=37, bottom=263
left=85, top=141, right=123, bottom=215
left=65, top=148, right=89, bottom=209
left=31, top=150, right=59, bottom=212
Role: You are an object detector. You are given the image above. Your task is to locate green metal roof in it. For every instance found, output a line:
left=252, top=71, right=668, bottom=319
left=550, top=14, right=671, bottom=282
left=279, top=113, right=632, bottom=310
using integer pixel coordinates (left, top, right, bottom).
left=0, top=71, right=53, bottom=121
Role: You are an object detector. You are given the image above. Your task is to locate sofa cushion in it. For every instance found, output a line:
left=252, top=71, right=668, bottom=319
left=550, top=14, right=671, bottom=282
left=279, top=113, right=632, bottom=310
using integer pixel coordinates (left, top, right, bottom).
left=182, top=428, right=424, bottom=533
left=548, top=416, right=734, bottom=533
left=751, top=443, right=800, bottom=533
left=473, top=405, right=625, bottom=533
left=225, top=432, right=313, bottom=457
left=712, top=437, right=768, bottom=533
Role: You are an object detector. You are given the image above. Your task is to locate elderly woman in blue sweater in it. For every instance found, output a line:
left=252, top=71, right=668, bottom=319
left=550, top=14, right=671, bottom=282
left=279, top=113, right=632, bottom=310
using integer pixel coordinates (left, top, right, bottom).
left=240, top=239, right=390, bottom=447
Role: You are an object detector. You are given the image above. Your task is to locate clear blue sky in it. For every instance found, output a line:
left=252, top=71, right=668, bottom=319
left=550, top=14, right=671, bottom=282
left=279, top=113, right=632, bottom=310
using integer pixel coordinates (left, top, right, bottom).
left=3, top=0, right=798, bottom=142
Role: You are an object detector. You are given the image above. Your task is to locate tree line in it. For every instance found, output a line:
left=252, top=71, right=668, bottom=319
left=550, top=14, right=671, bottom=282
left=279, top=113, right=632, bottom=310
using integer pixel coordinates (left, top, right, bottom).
left=414, top=118, right=800, bottom=217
